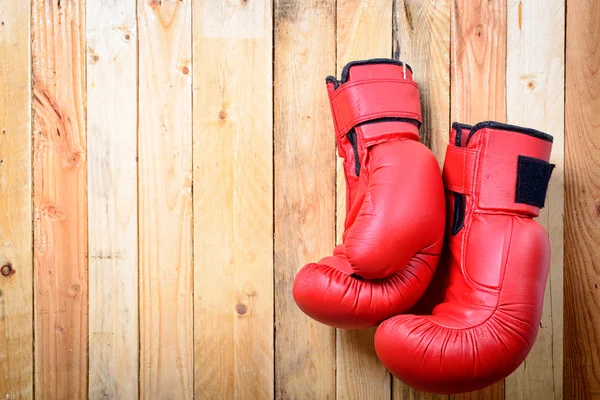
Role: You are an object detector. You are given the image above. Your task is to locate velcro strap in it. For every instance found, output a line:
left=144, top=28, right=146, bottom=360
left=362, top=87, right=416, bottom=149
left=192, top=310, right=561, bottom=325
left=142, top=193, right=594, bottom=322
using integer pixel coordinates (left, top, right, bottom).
left=442, top=146, right=477, bottom=194
left=515, top=155, right=554, bottom=208
left=329, top=79, right=422, bottom=137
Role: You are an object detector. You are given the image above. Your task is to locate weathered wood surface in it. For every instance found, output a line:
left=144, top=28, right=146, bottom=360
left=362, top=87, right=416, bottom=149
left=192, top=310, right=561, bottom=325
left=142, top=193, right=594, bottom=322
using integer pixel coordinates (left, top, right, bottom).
left=32, top=0, right=88, bottom=397
left=274, top=0, right=337, bottom=399
left=87, top=0, right=138, bottom=398
left=505, top=0, right=565, bottom=399
left=138, top=0, right=193, bottom=398
left=564, top=0, right=600, bottom=398
left=0, top=0, right=584, bottom=398
left=393, top=0, right=450, bottom=163
left=0, top=0, right=33, bottom=398
left=194, top=0, right=274, bottom=399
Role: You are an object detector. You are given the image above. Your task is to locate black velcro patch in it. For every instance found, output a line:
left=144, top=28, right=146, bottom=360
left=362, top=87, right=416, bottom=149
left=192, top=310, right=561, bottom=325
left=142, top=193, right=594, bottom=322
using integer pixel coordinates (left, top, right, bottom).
left=515, top=155, right=555, bottom=208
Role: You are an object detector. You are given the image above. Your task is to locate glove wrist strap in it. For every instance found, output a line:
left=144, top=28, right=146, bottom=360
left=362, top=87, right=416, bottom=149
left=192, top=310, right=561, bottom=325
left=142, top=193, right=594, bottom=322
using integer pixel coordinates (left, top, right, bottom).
left=328, top=79, right=422, bottom=139
left=444, top=122, right=554, bottom=219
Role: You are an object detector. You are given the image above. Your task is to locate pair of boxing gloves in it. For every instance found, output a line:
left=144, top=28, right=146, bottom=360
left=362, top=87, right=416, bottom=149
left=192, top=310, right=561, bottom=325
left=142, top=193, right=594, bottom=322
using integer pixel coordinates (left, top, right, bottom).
left=292, top=59, right=555, bottom=394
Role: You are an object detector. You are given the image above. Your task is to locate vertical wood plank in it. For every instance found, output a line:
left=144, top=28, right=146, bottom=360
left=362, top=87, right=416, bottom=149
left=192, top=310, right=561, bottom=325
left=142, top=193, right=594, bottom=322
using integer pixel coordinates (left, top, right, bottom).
left=504, top=0, right=564, bottom=399
left=274, top=0, right=336, bottom=399
left=564, top=0, right=600, bottom=398
left=138, top=0, right=193, bottom=398
left=450, top=0, right=506, bottom=125
left=393, top=0, right=451, bottom=163
left=392, top=3, right=450, bottom=398
left=0, top=0, right=33, bottom=397
left=32, top=0, right=88, bottom=398
left=193, top=1, right=273, bottom=398
left=450, top=1, right=506, bottom=398
left=336, top=1, right=394, bottom=399
left=87, top=1, right=138, bottom=398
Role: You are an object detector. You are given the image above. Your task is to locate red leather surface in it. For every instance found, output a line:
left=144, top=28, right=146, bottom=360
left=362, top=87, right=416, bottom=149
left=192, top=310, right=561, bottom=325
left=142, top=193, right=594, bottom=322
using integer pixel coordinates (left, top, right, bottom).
left=442, top=146, right=476, bottom=194
left=375, top=122, right=553, bottom=394
left=292, top=60, right=445, bottom=329
left=329, top=79, right=422, bottom=137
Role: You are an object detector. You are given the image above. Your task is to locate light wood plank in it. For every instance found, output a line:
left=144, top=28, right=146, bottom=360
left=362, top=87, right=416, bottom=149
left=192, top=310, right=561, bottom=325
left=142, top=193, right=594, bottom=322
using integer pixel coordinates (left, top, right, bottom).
left=450, top=0, right=506, bottom=125
left=564, top=0, right=600, bottom=398
left=138, top=0, right=193, bottom=398
left=336, top=1, right=394, bottom=399
left=32, top=0, right=88, bottom=398
left=450, top=1, right=506, bottom=398
left=87, top=1, right=138, bottom=398
left=273, top=0, right=337, bottom=398
left=393, top=0, right=450, bottom=164
left=193, top=1, right=273, bottom=398
left=0, top=0, right=33, bottom=397
left=504, top=0, right=564, bottom=399
left=392, top=1, right=451, bottom=398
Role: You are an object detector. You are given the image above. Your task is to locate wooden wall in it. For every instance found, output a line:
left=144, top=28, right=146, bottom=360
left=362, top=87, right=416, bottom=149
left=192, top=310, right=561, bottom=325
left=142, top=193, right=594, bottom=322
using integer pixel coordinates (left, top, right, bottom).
left=0, top=0, right=596, bottom=399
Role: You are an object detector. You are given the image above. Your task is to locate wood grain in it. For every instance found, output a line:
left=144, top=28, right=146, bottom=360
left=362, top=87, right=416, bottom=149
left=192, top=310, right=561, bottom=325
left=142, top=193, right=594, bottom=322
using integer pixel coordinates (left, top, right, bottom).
left=0, top=1, right=583, bottom=399
left=274, top=0, right=337, bottom=398
left=450, top=1, right=506, bottom=398
left=337, top=327, right=391, bottom=400
left=87, top=0, right=138, bottom=398
left=0, top=0, right=33, bottom=397
left=504, top=0, right=565, bottom=399
left=32, top=0, right=88, bottom=398
left=451, top=384, right=504, bottom=400
left=393, top=384, right=449, bottom=400
left=138, top=0, right=193, bottom=398
left=193, top=1, right=273, bottom=398
left=393, top=0, right=450, bottom=163
left=392, top=2, right=451, bottom=394
left=450, top=0, right=506, bottom=125
left=564, top=0, right=600, bottom=398
left=336, top=1, right=394, bottom=398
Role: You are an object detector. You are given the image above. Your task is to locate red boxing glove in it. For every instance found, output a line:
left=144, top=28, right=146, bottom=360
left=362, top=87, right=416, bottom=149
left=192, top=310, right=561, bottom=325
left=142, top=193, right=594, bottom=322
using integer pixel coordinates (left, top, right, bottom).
left=292, top=59, right=445, bottom=329
left=375, top=122, right=554, bottom=394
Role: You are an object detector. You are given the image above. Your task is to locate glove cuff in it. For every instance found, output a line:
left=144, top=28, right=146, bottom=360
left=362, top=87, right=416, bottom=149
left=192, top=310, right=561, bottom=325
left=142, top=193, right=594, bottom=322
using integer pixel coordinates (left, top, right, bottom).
left=443, top=121, right=554, bottom=222
left=326, top=59, right=422, bottom=147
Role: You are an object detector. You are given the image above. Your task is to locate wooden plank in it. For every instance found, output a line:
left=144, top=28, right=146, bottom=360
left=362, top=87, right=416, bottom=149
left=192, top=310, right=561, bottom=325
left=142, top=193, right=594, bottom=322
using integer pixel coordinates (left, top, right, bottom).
left=504, top=0, right=564, bottom=399
left=449, top=1, right=506, bottom=398
left=193, top=1, right=273, bottom=398
left=393, top=0, right=450, bottom=163
left=32, top=1, right=88, bottom=398
left=337, top=327, right=391, bottom=400
left=336, top=1, right=394, bottom=399
left=138, top=0, right=193, bottom=398
left=273, top=0, right=336, bottom=398
left=451, top=385, right=504, bottom=400
left=390, top=7, right=450, bottom=400
left=393, top=384, right=449, bottom=400
left=0, top=0, right=33, bottom=397
left=450, top=0, right=506, bottom=125
left=564, top=0, right=600, bottom=398
left=87, top=1, right=138, bottom=398
left=392, top=3, right=449, bottom=398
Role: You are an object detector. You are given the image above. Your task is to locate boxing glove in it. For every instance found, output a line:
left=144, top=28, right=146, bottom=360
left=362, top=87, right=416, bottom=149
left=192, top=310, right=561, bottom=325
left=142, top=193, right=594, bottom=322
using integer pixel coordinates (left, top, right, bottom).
left=375, top=121, right=554, bottom=394
left=292, top=59, right=446, bottom=329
